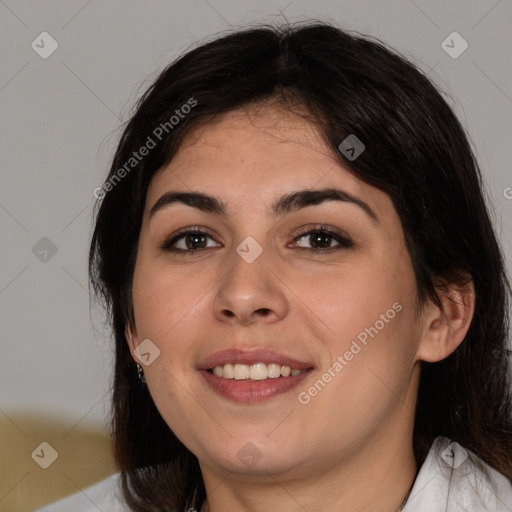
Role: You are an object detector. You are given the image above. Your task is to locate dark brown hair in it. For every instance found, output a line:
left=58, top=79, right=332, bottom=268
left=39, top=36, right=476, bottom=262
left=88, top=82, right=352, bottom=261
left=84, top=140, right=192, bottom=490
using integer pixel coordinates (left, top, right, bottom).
left=89, top=21, right=512, bottom=511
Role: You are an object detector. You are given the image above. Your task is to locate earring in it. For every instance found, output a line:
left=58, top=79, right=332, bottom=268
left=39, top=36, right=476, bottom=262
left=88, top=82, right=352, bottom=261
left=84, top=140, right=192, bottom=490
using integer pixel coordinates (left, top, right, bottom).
left=137, top=363, right=146, bottom=384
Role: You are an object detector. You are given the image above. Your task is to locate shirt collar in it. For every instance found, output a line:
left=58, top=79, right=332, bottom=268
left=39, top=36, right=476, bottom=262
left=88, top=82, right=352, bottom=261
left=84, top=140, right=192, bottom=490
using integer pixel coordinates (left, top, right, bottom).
left=402, top=436, right=512, bottom=511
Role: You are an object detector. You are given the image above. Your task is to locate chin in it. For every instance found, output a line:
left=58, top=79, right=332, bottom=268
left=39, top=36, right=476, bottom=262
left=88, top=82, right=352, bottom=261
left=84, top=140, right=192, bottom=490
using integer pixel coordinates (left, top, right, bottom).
left=198, top=436, right=309, bottom=477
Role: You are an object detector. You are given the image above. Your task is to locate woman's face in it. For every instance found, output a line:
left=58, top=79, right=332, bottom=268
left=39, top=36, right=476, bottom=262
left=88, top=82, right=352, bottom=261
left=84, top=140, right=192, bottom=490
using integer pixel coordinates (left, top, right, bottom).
left=128, top=103, right=427, bottom=480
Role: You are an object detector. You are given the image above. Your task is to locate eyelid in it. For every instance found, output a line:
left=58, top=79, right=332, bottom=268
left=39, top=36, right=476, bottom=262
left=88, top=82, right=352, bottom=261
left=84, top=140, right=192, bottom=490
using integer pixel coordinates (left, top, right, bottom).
left=289, top=224, right=354, bottom=250
left=160, top=224, right=354, bottom=253
left=160, top=226, right=217, bottom=251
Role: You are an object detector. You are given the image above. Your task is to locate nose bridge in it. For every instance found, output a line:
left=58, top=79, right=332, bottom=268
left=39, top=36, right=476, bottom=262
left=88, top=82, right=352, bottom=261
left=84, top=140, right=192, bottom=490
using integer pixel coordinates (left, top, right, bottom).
left=213, top=237, right=287, bottom=324
left=223, top=237, right=269, bottom=302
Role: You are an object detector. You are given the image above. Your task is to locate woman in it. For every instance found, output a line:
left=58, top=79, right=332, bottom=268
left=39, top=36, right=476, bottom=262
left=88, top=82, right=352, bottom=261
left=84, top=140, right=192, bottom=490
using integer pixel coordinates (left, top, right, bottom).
left=38, top=21, right=512, bottom=512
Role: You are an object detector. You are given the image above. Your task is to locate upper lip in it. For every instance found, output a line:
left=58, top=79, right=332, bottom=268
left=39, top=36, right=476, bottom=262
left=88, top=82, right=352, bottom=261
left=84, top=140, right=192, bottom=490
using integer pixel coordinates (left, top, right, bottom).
left=197, top=348, right=314, bottom=371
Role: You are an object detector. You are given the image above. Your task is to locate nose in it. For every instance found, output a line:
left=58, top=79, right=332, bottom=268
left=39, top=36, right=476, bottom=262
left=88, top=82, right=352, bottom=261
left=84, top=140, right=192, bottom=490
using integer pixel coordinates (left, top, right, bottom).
left=212, top=249, right=288, bottom=326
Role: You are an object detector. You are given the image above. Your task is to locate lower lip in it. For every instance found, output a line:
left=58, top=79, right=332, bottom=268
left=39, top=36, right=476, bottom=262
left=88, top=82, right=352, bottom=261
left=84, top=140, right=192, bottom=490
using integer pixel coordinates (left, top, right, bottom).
left=199, top=369, right=312, bottom=403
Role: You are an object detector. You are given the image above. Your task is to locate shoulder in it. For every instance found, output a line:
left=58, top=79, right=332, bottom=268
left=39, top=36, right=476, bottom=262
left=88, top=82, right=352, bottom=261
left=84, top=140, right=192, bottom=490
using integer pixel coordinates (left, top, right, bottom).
left=402, top=436, right=512, bottom=512
left=34, top=473, right=124, bottom=512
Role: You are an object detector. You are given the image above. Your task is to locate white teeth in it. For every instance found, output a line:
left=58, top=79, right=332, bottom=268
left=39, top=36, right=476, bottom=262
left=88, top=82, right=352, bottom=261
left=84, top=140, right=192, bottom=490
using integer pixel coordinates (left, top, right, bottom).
left=210, top=362, right=304, bottom=380
left=223, top=363, right=234, bottom=379
left=267, top=363, right=281, bottom=378
left=249, top=363, right=267, bottom=381
left=234, top=364, right=250, bottom=380
left=280, top=365, right=291, bottom=377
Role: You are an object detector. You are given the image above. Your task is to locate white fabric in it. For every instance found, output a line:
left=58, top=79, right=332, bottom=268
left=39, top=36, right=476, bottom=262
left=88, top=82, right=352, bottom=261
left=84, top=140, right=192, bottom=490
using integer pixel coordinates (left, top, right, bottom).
left=402, top=437, right=512, bottom=512
left=35, top=436, right=512, bottom=511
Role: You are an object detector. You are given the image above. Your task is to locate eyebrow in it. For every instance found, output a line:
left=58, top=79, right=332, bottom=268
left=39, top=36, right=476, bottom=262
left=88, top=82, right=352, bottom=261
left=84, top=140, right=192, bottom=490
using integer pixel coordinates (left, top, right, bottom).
left=149, top=187, right=378, bottom=223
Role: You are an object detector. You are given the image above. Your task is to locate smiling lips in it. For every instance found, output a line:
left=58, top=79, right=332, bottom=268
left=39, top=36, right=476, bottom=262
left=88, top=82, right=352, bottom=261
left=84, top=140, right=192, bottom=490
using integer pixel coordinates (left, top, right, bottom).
left=198, top=348, right=314, bottom=403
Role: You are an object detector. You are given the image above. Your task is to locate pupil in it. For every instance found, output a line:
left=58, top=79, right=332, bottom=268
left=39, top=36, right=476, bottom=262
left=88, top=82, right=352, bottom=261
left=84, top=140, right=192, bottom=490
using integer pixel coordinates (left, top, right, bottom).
left=311, top=233, right=331, bottom=248
left=187, top=234, right=207, bottom=249
left=184, top=233, right=332, bottom=250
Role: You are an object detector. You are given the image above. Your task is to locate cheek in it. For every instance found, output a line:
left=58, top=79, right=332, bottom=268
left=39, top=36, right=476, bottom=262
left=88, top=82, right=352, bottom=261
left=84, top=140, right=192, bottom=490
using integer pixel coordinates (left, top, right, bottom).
left=297, top=251, right=417, bottom=399
left=130, top=256, right=211, bottom=437
left=131, top=252, right=208, bottom=342
left=297, top=304, right=418, bottom=450
left=291, top=258, right=408, bottom=345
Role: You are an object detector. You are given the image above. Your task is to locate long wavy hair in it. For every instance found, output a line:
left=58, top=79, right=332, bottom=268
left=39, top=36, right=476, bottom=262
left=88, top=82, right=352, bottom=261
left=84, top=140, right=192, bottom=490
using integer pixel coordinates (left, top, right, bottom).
left=89, top=21, right=512, bottom=511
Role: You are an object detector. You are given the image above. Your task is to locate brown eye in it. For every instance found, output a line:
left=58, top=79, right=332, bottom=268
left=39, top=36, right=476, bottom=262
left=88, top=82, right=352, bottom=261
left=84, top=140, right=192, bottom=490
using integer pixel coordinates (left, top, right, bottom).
left=161, top=228, right=220, bottom=253
left=305, top=232, right=334, bottom=249
left=160, top=225, right=353, bottom=255
left=182, top=232, right=208, bottom=250
left=292, top=226, right=354, bottom=253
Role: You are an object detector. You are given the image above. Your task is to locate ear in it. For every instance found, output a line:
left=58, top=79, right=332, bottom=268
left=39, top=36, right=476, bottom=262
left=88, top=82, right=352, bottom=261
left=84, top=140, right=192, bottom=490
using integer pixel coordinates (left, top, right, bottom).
left=415, top=277, right=475, bottom=363
left=124, top=324, right=139, bottom=361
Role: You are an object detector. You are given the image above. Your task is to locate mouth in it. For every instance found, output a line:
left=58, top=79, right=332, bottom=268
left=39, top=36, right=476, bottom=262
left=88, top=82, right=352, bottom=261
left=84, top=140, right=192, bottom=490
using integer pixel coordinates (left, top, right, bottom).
left=197, top=348, right=314, bottom=403
left=208, top=362, right=305, bottom=380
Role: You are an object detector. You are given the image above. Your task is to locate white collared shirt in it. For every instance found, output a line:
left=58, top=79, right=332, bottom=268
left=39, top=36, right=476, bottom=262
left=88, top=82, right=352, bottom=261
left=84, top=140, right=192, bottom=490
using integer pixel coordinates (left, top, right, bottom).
left=35, top=436, right=512, bottom=511
left=402, top=437, right=512, bottom=511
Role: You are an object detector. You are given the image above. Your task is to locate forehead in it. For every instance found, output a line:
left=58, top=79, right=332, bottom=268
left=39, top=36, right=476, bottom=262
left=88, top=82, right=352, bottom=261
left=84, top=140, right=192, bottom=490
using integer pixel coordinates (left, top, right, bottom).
left=146, top=103, right=369, bottom=204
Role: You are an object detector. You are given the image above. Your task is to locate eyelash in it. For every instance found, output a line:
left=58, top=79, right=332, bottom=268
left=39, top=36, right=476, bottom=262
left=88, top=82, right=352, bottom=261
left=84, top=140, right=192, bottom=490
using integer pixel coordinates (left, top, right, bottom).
left=160, top=224, right=354, bottom=255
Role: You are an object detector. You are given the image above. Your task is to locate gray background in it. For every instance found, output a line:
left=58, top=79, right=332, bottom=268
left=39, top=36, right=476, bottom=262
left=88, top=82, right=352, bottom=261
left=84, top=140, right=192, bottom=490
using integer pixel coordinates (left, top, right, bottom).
left=1, top=0, right=511, bottom=510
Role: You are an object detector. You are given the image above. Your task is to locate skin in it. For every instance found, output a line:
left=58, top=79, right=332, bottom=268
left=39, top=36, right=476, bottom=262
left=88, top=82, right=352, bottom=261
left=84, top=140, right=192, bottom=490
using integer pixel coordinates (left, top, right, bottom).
left=125, top=101, right=475, bottom=512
